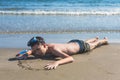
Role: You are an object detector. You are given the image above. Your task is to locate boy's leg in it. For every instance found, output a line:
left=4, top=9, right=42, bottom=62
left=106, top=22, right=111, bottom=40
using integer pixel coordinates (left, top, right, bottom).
left=88, top=41, right=99, bottom=50
left=88, top=37, right=108, bottom=50
left=98, top=37, right=108, bottom=45
left=85, top=36, right=99, bottom=43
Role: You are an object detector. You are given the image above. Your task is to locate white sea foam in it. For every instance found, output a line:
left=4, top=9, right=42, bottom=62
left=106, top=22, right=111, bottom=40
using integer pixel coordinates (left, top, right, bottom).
left=1, top=10, right=120, bottom=15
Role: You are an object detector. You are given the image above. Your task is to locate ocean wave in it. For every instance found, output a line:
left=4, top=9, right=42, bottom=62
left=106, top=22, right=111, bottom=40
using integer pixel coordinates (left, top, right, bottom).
left=1, top=10, right=120, bottom=15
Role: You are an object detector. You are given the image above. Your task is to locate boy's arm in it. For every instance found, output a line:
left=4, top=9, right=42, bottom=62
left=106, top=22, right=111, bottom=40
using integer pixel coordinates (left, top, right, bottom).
left=44, top=48, right=74, bottom=70
left=44, top=56, right=74, bottom=70
left=55, top=56, right=74, bottom=65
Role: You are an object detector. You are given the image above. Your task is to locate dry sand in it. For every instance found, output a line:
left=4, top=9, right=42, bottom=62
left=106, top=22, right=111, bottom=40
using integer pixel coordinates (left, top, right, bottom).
left=0, top=43, right=120, bottom=80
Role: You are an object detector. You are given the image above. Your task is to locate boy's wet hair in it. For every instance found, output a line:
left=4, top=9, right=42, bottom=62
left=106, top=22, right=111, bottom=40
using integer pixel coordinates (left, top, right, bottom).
left=27, top=36, right=45, bottom=47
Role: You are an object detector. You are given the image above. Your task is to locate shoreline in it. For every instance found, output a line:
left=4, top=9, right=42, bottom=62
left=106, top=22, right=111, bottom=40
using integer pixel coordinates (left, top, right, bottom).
left=0, top=43, right=120, bottom=49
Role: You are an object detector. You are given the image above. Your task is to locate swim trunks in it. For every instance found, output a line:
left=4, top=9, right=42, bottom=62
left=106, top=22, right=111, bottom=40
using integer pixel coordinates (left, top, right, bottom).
left=68, top=39, right=90, bottom=53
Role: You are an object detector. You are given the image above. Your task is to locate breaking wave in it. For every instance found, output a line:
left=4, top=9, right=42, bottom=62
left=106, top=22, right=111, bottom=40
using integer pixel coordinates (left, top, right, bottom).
left=1, top=10, right=120, bottom=15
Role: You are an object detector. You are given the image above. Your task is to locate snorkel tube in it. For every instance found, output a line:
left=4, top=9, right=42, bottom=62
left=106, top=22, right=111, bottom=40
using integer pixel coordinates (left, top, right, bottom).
left=16, top=50, right=28, bottom=60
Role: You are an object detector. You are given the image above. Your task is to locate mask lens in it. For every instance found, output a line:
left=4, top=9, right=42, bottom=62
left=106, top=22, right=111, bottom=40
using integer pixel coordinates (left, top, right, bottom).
left=29, top=37, right=38, bottom=47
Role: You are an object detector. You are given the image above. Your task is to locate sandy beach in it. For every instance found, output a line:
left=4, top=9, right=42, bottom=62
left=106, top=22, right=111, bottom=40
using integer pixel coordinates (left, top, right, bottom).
left=1, top=0, right=120, bottom=80
left=0, top=43, right=120, bottom=80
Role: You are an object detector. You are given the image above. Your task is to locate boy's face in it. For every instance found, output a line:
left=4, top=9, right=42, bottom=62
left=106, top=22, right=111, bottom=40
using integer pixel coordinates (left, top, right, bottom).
left=31, top=44, right=47, bottom=56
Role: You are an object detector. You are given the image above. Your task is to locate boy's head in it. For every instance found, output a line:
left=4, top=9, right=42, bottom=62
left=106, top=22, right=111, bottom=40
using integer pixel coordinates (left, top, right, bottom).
left=27, top=36, right=45, bottom=47
left=27, top=36, right=47, bottom=56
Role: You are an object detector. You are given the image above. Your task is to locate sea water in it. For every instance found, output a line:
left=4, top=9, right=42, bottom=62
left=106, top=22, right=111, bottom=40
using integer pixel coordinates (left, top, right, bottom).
left=0, top=0, right=120, bottom=48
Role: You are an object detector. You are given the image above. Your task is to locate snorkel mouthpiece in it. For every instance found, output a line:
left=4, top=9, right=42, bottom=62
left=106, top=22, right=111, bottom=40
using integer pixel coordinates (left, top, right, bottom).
left=19, top=50, right=28, bottom=54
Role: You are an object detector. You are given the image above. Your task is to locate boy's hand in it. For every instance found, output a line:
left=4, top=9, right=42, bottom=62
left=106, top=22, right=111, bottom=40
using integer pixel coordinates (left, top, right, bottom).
left=44, top=62, right=59, bottom=70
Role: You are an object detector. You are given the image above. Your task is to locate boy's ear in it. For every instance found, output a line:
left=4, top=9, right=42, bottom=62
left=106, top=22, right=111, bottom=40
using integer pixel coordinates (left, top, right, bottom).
left=43, top=44, right=46, bottom=48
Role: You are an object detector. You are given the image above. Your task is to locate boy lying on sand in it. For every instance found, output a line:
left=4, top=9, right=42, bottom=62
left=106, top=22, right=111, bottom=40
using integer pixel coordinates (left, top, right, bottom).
left=16, top=36, right=108, bottom=70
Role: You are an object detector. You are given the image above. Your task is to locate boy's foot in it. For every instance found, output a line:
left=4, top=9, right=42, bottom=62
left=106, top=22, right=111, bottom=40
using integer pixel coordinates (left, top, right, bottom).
left=103, top=37, right=108, bottom=44
left=96, top=36, right=99, bottom=40
left=94, top=36, right=99, bottom=42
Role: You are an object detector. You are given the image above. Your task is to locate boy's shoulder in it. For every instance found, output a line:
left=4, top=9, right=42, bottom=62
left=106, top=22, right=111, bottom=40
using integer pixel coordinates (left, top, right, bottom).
left=47, top=43, right=57, bottom=49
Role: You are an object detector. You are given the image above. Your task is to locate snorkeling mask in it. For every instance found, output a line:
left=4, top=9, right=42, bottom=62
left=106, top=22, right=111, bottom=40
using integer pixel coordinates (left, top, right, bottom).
left=27, top=37, right=43, bottom=47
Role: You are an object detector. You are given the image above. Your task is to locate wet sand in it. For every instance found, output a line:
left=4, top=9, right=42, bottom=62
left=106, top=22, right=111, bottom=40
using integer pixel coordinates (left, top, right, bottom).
left=0, top=43, right=120, bottom=80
